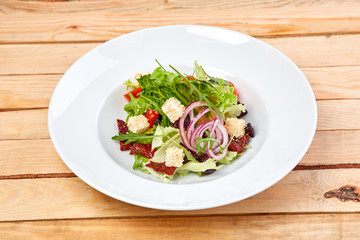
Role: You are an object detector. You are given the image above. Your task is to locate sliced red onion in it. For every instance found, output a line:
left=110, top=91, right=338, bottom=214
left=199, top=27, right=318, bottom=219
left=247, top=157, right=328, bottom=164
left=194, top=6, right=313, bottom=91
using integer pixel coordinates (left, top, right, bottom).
left=186, top=108, right=210, bottom=141
left=179, top=101, right=229, bottom=160
left=179, top=101, right=207, bottom=151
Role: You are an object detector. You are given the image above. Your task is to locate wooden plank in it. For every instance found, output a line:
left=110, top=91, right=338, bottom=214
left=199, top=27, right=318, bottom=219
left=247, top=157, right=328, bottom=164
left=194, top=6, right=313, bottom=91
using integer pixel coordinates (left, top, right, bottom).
left=1, top=6, right=360, bottom=43
left=0, top=139, right=70, bottom=177
left=0, top=130, right=358, bottom=177
left=0, top=169, right=360, bottom=221
left=0, top=75, right=59, bottom=109
left=300, top=130, right=360, bottom=166
left=1, top=66, right=359, bottom=110
left=262, top=35, right=360, bottom=68
left=1, top=214, right=359, bottom=240
left=1, top=35, right=360, bottom=75
left=303, top=66, right=360, bottom=100
left=2, top=0, right=358, bottom=13
left=0, top=100, right=358, bottom=140
left=0, top=109, right=48, bottom=140
left=0, top=43, right=99, bottom=75
left=317, top=100, right=360, bottom=130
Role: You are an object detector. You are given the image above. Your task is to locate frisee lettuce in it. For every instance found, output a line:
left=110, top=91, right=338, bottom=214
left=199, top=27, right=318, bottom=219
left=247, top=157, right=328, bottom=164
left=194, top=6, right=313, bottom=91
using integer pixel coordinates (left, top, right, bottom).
left=224, top=103, right=246, bottom=118
left=123, top=93, right=148, bottom=121
left=124, top=79, right=139, bottom=90
left=217, top=151, right=241, bottom=165
left=176, top=159, right=222, bottom=172
left=133, top=154, right=149, bottom=170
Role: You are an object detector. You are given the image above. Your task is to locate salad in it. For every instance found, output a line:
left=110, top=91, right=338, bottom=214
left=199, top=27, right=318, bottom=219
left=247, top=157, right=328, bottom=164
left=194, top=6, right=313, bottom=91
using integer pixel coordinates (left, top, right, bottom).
left=112, top=61, right=255, bottom=183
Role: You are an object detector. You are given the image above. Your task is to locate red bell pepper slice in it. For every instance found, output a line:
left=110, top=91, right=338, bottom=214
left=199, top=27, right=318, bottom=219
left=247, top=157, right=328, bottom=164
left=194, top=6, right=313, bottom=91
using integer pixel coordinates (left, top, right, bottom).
left=181, top=75, right=195, bottom=81
left=124, top=87, right=142, bottom=101
left=145, top=108, right=159, bottom=128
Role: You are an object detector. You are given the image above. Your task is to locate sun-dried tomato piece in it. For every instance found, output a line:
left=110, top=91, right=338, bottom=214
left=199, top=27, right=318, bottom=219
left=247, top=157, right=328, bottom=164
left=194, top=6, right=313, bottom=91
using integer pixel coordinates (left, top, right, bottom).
left=228, top=134, right=250, bottom=153
left=120, top=141, right=133, bottom=151
left=146, top=161, right=176, bottom=175
left=130, top=143, right=156, bottom=158
left=117, top=119, right=129, bottom=134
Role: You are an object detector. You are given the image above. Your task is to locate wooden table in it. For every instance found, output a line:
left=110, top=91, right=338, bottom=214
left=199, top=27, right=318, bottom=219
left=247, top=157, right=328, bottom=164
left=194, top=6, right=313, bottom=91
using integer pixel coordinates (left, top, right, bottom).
left=1, top=0, right=360, bottom=239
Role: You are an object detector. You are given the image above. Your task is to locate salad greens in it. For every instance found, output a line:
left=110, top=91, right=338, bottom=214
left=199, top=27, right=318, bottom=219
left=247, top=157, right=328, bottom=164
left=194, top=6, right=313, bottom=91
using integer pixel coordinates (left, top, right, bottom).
left=112, top=129, right=161, bottom=145
left=113, top=61, right=253, bottom=183
left=133, top=154, right=150, bottom=170
left=124, top=61, right=238, bottom=125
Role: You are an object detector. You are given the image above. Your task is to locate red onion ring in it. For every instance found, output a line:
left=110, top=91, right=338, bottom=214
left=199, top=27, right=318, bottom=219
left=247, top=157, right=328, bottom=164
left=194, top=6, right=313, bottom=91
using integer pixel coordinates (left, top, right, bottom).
left=179, top=101, right=229, bottom=160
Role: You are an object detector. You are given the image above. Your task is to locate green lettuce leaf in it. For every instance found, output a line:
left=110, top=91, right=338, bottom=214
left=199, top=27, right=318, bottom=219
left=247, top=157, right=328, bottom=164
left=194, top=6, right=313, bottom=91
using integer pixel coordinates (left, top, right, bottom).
left=152, top=126, right=179, bottom=149
left=133, top=154, right=149, bottom=170
left=123, top=93, right=148, bottom=120
left=224, top=103, right=246, bottom=118
left=143, top=166, right=173, bottom=183
left=151, top=132, right=181, bottom=163
left=194, top=61, right=206, bottom=80
left=176, top=159, right=222, bottom=172
left=124, top=79, right=139, bottom=90
left=217, top=151, right=240, bottom=165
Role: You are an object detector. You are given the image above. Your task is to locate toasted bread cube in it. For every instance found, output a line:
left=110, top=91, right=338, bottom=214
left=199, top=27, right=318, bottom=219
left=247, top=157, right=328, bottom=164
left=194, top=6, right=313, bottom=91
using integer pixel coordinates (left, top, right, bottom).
left=225, top=118, right=246, bottom=137
left=161, top=97, right=185, bottom=123
left=165, top=146, right=184, bottom=167
left=127, top=115, right=150, bottom=134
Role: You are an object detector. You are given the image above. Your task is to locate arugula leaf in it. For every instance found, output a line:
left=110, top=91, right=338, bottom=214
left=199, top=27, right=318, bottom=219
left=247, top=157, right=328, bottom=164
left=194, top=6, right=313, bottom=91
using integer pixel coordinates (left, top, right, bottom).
left=133, top=154, right=149, bottom=170
left=169, top=65, right=225, bottom=120
left=195, top=137, right=220, bottom=154
left=112, top=131, right=164, bottom=145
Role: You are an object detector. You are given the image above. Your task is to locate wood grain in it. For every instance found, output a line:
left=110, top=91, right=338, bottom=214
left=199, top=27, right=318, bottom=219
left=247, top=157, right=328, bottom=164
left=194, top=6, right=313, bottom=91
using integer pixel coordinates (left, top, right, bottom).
left=0, top=139, right=70, bottom=177
left=1, top=6, right=360, bottom=43
left=317, top=100, right=360, bottom=130
left=303, top=66, right=360, bottom=100
left=1, top=214, right=359, bottom=240
left=0, top=130, right=359, bottom=178
left=0, top=75, right=59, bottom=109
left=1, top=35, right=360, bottom=75
left=0, top=109, right=48, bottom=140
left=1, top=66, right=359, bottom=110
left=0, top=43, right=99, bottom=75
left=1, top=100, right=358, bottom=140
left=2, top=0, right=359, bottom=13
left=299, top=130, right=360, bottom=165
left=0, top=169, right=360, bottom=221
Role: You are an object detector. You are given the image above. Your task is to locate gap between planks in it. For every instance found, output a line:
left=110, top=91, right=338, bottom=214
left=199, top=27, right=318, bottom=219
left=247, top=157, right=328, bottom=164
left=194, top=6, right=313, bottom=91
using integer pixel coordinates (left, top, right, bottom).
left=3, top=163, right=360, bottom=181
left=0, top=211, right=359, bottom=224
left=1, top=214, right=360, bottom=240
left=1, top=129, right=360, bottom=180
left=1, top=169, right=360, bottom=221
left=1, top=35, right=360, bottom=76
left=2, top=31, right=360, bottom=45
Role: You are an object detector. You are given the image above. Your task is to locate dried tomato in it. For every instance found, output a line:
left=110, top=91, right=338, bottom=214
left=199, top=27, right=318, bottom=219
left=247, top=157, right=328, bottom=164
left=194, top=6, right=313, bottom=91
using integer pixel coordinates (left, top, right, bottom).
left=117, top=119, right=129, bottom=134
left=116, top=119, right=131, bottom=151
left=228, top=134, right=250, bottom=153
left=146, top=161, right=176, bottom=175
left=120, top=141, right=133, bottom=151
left=130, top=143, right=156, bottom=158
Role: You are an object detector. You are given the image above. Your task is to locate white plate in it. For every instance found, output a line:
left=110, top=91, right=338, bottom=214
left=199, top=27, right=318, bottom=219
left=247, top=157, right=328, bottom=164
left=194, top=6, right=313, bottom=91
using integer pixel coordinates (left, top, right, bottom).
left=48, top=25, right=317, bottom=210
